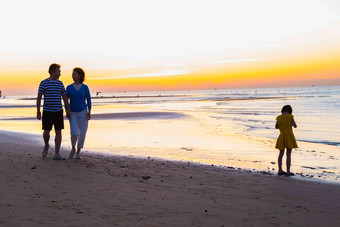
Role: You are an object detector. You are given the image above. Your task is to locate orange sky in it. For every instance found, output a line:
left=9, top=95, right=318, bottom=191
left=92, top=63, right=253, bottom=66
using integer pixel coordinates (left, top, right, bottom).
left=1, top=42, right=340, bottom=96
left=3, top=31, right=339, bottom=96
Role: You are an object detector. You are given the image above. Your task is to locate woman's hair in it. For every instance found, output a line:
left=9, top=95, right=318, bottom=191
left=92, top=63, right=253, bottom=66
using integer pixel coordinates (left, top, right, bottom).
left=48, top=63, right=61, bottom=75
left=281, top=105, right=293, bottom=114
left=73, top=67, right=85, bottom=83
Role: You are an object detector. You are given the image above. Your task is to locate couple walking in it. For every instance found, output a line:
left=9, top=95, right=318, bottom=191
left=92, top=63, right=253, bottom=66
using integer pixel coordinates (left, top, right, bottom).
left=36, top=63, right=92, bottom=160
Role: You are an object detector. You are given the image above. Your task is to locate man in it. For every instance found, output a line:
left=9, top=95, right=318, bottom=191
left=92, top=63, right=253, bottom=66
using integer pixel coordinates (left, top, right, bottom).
left=36, top=63, right=71, bottom=160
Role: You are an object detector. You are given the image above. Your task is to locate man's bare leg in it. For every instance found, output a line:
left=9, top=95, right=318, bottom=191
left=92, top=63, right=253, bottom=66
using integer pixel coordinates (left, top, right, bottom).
left=42, top=130, right=50, bottom=157
left=55, top=130, right=62, bottom=155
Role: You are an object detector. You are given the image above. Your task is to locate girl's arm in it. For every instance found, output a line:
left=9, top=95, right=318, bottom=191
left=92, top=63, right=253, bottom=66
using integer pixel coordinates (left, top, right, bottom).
left=275, top=121, right=279, bottom=129
left=291, top=118, right=297, bottom=128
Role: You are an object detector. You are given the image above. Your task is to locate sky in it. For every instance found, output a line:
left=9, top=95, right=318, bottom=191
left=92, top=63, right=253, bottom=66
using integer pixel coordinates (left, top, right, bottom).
left=1, top=0, right=340, bottom=95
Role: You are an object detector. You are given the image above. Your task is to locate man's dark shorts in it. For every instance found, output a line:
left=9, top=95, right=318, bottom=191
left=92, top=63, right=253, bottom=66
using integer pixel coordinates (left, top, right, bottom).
left=42, top=110, right=64, bottom=130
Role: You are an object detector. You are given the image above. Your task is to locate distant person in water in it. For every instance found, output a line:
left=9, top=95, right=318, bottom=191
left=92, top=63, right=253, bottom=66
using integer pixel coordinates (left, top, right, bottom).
left=36, top=63, right=71, bottom=160
left=66, top=67, right=92, bottom=159
left=275, top=105, right=298, bottom=176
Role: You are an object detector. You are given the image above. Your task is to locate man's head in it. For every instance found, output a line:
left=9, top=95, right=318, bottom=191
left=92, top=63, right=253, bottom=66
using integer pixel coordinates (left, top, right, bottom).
left=48, top=63, right=61, bottom=80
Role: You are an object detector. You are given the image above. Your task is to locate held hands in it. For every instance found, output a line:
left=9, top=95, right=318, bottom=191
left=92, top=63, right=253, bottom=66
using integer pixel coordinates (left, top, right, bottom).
left=65, top=111, right=90, bottom=120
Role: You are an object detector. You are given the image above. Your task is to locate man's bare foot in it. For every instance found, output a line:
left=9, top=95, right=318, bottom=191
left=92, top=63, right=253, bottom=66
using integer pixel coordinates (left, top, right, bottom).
left=42, top=144, right=50, bottom=158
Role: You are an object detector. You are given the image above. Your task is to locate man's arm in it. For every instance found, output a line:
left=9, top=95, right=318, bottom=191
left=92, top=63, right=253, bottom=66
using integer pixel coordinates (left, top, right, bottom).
left=62, top=93, right=71, bottom=118
left=36, top=93, right=43, bottom=120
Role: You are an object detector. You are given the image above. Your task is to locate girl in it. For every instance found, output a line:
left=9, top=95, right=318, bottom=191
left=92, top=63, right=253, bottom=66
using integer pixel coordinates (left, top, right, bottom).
left=66, top=67, right=92, bottom=159
left=275, top=105, right=297, bottom=176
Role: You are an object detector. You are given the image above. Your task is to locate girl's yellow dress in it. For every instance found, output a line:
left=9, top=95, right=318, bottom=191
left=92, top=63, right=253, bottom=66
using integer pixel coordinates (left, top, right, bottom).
left=275, top=114, right=298, bottom=150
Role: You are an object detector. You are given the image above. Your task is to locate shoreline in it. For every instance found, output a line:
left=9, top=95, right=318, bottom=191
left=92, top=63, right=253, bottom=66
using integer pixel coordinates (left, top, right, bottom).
left=17, top=94, right=194, bottom=101
left=1, top=131, right=340, bottom=226
left=1, top=129, right=339, bottom=184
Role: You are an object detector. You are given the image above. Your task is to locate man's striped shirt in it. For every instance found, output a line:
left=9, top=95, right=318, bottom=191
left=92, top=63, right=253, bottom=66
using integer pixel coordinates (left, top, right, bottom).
left=38, top=78, right=66, bottom=112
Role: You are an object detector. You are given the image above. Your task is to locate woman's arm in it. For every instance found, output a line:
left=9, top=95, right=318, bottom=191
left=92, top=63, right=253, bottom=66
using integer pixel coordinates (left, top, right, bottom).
left=275, top=121, right=279, bottom=129
left=86, top=86, right=92, bottom=120
left=65, top=86, right=70, bottom=98
left=85, top=86, right=92, bottom=113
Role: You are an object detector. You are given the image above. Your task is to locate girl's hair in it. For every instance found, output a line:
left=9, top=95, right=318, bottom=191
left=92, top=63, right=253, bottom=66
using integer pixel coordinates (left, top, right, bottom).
left=73, top=67, right=85, bottom=83
left=281, top=105, right=293, bottom=114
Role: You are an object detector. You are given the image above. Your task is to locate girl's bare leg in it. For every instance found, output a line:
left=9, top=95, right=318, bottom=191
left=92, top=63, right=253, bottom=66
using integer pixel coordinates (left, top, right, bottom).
left=278, top=150, right=285, bottom=174
left=286, top=148, right=292, bottom=173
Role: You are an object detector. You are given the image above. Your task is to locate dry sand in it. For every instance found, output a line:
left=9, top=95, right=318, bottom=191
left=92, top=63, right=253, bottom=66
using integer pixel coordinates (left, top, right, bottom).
left=1, top=131, right=340, bottom=227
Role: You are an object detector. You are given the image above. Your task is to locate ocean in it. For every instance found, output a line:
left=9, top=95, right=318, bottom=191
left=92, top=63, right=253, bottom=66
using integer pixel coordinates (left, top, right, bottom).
left=0, top=86, right=339, bottom=182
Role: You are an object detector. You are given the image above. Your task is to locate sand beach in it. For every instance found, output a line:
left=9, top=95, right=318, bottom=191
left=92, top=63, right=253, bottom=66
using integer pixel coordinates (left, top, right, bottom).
left=1, top=131, right=340, bottom=227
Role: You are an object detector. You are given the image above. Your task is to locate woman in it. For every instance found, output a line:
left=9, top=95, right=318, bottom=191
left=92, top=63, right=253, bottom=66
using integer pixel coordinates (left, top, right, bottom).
left=66, top=67, right=91, bottom=159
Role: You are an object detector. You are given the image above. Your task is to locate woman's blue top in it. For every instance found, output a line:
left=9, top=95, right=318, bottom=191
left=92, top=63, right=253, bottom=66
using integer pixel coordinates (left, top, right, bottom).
left=66, top=84, right=92, bottom=113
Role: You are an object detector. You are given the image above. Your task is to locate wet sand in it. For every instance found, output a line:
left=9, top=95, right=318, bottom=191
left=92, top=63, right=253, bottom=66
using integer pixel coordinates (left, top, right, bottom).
left=0, top=131, right=340, bottom=227
left=1, top=112, right=188, bottom=121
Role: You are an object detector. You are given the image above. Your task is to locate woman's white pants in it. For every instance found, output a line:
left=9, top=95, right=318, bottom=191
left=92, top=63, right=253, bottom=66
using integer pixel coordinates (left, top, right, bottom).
left=69, top=110, right=88, bottom=149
